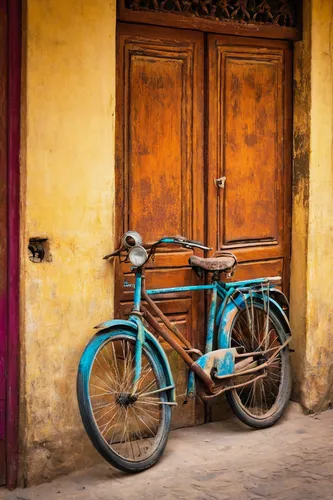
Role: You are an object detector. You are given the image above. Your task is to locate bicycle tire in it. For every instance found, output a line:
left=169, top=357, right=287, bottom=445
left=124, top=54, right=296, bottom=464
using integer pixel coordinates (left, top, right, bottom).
left=225, top=301, right=292, bottom=429
left=77, top=331, right=172, bottom=472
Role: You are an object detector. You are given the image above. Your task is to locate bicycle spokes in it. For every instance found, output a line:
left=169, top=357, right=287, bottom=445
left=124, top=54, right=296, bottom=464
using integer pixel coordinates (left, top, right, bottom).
left=89, top=338, right=167, bottom=461
left=231, top=300, right=283, bottom=417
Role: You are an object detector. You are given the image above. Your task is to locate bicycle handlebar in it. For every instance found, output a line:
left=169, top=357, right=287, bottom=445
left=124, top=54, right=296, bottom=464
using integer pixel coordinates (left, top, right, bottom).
left=103, top=235, right=211, bottom=260
left=155, top=236, right=211, bottom=252
left=103, top=247, right=124, bottom=259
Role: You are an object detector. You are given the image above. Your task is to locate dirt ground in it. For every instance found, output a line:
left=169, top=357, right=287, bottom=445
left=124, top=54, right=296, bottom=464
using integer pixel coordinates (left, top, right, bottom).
left=2, top=403, right=333, bottom=500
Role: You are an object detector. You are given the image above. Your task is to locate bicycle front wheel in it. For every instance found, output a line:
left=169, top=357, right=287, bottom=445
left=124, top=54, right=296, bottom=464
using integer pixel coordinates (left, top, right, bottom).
left=226, top=300, right=292, bottom=428
left=77, top=332, right=172, bottom=472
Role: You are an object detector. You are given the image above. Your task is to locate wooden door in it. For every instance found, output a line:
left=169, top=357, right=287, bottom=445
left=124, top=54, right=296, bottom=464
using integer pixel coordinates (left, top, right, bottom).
left=0, top=0, right=7, bottom=484
left=207, top=35, right=292, bottom=291
left=116, top=24, right=205, bottom=427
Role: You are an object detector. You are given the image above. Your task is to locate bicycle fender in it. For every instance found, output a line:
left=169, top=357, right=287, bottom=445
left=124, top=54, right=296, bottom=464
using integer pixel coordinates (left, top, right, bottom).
left=217, top=294, right=291, bottom=350
left=269, top=288, right=290, bottom=309
left=94, top=319, right=133, bottom=330
left=217, top=294, right=244, bottom=349
left=85, top=319, right=176, bottom=402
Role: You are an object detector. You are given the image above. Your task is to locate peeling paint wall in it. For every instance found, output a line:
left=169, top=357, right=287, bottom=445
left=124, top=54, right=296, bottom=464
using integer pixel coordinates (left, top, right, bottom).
left=291, top=0, right=333, bottom=411
left=20, top=0, right=116, bottom=485
left=290, top=0, right=311, bottom=404
left=305, top=0, right=333, bottom=410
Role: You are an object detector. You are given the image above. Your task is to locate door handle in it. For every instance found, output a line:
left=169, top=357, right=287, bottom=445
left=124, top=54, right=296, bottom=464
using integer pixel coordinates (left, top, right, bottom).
left=214, top=176, right=226, bottom=188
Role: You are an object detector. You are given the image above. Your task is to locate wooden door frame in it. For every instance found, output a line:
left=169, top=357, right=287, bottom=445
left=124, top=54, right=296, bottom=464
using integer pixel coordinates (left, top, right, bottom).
left=1, top=0, right=21, bottom=490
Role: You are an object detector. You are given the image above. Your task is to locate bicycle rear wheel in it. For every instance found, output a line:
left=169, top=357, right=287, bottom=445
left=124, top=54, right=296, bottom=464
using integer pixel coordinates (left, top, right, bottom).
left=77, top=332, right=172, bottom=472
left=226, top=300, right=291, bottom=428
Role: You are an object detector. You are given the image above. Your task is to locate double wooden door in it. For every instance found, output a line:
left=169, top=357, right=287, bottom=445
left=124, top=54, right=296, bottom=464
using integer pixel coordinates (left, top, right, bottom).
left=116, top=23, right=292, bottom=426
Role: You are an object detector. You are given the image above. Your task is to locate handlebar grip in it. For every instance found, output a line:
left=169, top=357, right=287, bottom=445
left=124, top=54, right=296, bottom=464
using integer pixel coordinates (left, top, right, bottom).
left=176, top=238, right=212, bottom=251
left=185, top=242, right=212, bottom=251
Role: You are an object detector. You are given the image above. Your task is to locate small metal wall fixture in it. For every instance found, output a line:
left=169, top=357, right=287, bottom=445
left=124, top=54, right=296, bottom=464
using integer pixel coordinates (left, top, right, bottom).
left=28, top=237, right=50, bottom=263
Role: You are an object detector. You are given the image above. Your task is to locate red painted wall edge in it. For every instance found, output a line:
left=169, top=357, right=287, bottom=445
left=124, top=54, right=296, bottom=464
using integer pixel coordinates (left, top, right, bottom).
left=7, top=0, right=21, bottom=490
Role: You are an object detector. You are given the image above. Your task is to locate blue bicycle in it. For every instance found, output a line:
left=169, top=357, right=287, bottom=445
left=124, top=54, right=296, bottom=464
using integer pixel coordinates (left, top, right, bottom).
left=77, top=232, right=292, bottom=472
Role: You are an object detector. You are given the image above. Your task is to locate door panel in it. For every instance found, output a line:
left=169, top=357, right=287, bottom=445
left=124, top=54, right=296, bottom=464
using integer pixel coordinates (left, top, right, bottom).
left=208, top=35, right=292, bottom=290
left=116, top=23, right=204, bottom=244
left=128, top=53, right=188, bottom=240
left=231, top=258, right=284, bottom=283
left=222, top=54, right=282, bottom=248
left=116, top=23, right=205, bottom=426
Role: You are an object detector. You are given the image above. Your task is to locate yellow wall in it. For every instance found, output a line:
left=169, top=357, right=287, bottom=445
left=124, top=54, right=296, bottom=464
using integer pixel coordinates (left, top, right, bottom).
left=291, top=0, right=333, bottom=411
left=305, top=0, right=333, bottom=409
left=20, top=0, right=116, bottom=484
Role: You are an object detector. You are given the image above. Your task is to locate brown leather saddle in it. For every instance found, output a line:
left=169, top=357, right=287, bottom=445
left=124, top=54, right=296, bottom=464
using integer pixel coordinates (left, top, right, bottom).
left=189, top=252, right=237, bottom=275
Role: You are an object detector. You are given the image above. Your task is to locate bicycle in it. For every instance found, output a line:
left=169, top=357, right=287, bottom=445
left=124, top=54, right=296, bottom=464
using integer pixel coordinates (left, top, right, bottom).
left=77, top=231, right=292, bottom=473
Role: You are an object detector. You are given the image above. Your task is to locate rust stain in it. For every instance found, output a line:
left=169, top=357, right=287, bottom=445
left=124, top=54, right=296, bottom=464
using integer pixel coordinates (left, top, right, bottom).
left=232, top=98, right=240, bottom=117
left=231, top=73, right=241, bottom=93
left=136, top=144, right=150, bottom=156
left=231, top=208, right=245, bottom=229
left=139, top=177, right=152, bottom=197
left=255, top=108, right=267, bottom=136
left=244, top=133, right=257, bottom=147
left=140, top=71, right=149, bottom=85
left=293, top=130, right=310, bottom=200
left=255, top=83, right=263, bottom=102
left=244, top=72, right=255, bottom=89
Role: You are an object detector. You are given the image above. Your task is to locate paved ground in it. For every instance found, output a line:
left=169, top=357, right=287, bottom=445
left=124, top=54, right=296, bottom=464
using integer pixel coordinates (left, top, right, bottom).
left=2, top=403, right=333, bottom=500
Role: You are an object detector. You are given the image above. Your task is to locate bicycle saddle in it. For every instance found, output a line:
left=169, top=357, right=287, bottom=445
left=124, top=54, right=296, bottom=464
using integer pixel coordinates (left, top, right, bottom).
left=189, top=253, right=237, bottom=272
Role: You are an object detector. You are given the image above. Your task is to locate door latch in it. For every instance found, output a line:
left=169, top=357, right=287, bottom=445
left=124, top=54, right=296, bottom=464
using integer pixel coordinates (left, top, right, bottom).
left=214, top=176, right=226, bottom=188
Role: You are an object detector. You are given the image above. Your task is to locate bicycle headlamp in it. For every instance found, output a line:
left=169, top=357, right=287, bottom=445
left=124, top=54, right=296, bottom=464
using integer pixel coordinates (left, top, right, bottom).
left=128, top=245, right=148, bottom=267
left=122, top=231, right=142, bottom=249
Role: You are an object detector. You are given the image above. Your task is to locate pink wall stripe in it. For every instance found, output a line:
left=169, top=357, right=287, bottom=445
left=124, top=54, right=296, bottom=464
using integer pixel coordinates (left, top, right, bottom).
left=6, top=0, right=21, bottom=489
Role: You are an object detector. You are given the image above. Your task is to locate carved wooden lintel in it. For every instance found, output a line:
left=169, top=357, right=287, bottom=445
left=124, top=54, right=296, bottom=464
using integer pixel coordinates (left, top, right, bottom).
left=124, top=0, right=297, bottom=28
